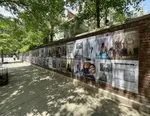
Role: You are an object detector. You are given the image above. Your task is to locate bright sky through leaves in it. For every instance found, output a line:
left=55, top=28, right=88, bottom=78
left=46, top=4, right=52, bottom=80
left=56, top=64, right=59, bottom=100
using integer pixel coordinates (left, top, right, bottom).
left=0, top=0, right=150, bottom=18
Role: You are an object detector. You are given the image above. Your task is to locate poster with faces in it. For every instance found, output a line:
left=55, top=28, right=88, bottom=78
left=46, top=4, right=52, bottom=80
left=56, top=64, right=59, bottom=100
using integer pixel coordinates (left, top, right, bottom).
left=44, top=57, right=49, bottom=67
left=55, top=45, right=66, bottom=58
left=73, top=39, right=84, bottom=60
left=95, top=59, right=113, bottom=84
left=39, top=48, right=45, bottom=57
left=66, top=42, right=74, bottom=72
left=56, top=58, right=61, bottom=69
left=82, top=38, right=90, bottom=59
left=124, top=30, right=139, bottom=58
left=44, top=47, right=49, bottom=57
left=61, top=45, right=67, bottom=57
left=56, top=46, right=62, bottom=58
left=67, top=42, right=75, bottom=59
left=52, top=47, right=56, bottom=57
left=112, top=30, right=125, bottom=59
left=73, top=59, right=83, bottom=77
left=52, top=58, right=57, bottom=69
left=82, top=61, right=96, bottom=81
left=48, top=57, right=53, bottom=68
left=61, top=58, right=67, bottom=71
left=34, top=49, right=39, bottom=57
left=82, top=36, right=97, bottom=61
left=66, top=58, right=73, bottom=72
left=73, top=59, right=96, bottom=80
left=48, top=47, right=53, bottom=57
left=96, top=34, right=113, bottom=60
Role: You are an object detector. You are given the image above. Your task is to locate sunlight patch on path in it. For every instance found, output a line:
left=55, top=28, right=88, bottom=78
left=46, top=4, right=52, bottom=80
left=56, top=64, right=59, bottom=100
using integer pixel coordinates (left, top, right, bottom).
left=2, top=62, right=31, bottom=69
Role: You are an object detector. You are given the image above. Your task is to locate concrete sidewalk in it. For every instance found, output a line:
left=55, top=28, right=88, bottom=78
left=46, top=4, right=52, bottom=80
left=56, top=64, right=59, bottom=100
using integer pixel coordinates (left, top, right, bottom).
left=0, top=62, right=149, bottom=116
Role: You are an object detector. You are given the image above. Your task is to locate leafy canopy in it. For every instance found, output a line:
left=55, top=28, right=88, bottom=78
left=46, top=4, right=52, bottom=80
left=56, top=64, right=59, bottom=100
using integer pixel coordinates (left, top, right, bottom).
left=0, top=0, right=145, bottom=54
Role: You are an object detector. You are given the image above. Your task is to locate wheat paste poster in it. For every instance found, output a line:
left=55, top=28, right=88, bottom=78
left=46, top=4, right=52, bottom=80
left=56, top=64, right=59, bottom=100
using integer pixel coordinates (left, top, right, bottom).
left=112, top=60, right=139, bottom=93
left=56, top=45, right=66, bottom=58
left=73, top=60, right=96, bottom=80
left=95, top=59, right=139, bottom=93
left=95, top=60, right=113, bottom=84
left=67, top=42, right=74, bottom=59
left=96, top=33, right=113, bottom=60
left=61, top=58, right=67, bottom=71
left=73, top=39, right=83, bottom=60
left=73, top=59, right=83, bottom=78
left=82, top=36, right=97, bottom=61
left=112, top=30, right=139, bottom=60
left=66, top=42, right=75, bottom=72
left=48, top=57, right=53, bottom=68
left=124, top=30, right=139, bottom=59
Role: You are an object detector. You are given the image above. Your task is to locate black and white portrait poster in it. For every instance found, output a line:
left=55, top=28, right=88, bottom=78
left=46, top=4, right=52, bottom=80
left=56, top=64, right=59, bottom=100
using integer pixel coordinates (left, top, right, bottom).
left=124, top=30, right=139, bottom=59
left=112, top=60, right=139, bottom=93
left=43, top=57, right=49, bottom=67
left=39, top=48, right=45, bottom=57
left=82, top=36, right=97, bottom=61
left=61, top=58, right=67, bottom=71
left=52, top=47, right=56, bottom=57
left=56, top=46, right=62, bottom=58
left=67, top=42, right=75, bottom=59
left=73, top=39, right=83, bottom=60
left=48, top=47, right=52, bottom=57
left=56, top=58, right=61, bottom=69
left=48, top=57, right=53, bottom=68
left=73, top=59, right=83, bottom=78
left=52, top=57, right=57, bottom=69
left=82, top=38, right=90, bottom=59
left=66, top=58, right=73, bottom=72
left=42, top=57, right=45, bottom=66
left=56, top=45, right=66, bottom=58
left=95, top=59, right=113, bottom=84
left=44, top=47, right=49, bottom=57
left=61, top=45, right=67, bottom=57
left=112, top=30, right=125, bottom=60
left=66, top=42, right=74, bottom=72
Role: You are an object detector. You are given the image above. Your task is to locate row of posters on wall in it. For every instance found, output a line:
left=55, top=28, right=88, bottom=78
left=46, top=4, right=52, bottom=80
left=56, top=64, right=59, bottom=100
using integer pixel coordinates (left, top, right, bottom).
left=26, top=29, right=139, bottom=93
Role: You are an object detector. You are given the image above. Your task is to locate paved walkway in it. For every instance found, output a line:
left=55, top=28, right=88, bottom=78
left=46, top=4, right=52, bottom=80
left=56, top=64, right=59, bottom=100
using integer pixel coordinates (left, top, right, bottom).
left=0, top=62, right=148, bottom=116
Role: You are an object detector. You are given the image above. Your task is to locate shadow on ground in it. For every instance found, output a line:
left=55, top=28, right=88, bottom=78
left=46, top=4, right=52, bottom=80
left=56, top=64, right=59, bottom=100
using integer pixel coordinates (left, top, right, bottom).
left=0, top=63, right=147, bottom=116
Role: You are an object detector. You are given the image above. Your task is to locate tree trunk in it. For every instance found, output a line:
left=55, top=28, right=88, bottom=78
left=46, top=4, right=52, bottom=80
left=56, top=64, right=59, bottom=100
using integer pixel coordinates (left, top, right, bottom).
left=50, top=25, right=54, bottom=42
left=43, top=37, right=49, bottom=44
left=48, top=32, right=54, bottom=42
left=1, top=50, right=4, bottom=64
left=105, top=8, right=109, bottom=26
left=96, top=0, right=100, bottom=28
left=50, top=33, right=53, bottom=42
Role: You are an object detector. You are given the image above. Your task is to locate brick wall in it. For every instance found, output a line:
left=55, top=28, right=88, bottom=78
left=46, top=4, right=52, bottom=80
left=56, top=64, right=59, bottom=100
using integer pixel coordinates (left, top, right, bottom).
left=139, top=20, right=150, bottom=100
left=29, top=14, right=150, bottom=103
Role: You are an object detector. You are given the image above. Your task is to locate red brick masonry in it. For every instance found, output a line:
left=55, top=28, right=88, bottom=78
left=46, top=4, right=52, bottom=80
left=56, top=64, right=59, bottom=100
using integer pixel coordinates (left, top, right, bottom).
left=27, top=14, right=150, bottom=104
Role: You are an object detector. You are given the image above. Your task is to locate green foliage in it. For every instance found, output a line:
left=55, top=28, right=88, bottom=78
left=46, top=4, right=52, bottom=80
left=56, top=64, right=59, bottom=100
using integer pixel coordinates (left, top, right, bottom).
left=0, top=16, right=45, bottom=54
left=0, top=0, right=145, bottom=54
left=66, top=0, right=145, bottom=28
